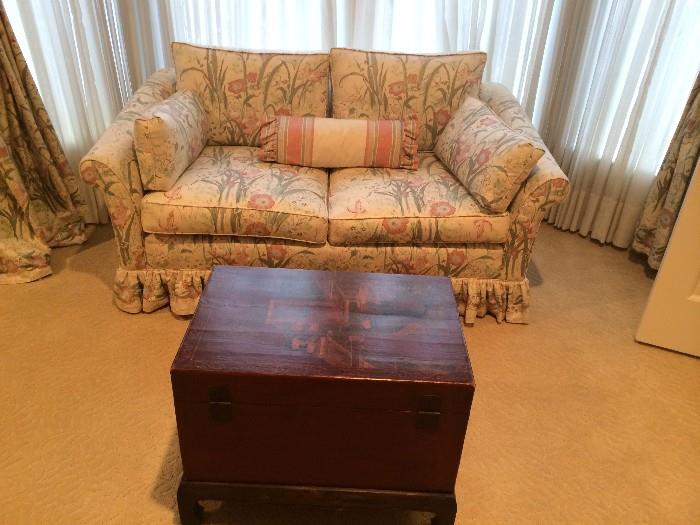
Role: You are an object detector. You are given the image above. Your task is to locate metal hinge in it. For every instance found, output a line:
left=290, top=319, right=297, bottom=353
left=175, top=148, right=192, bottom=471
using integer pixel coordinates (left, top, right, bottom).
left=416, top=394, right=441, bottom=431
left=208, top=385, right=232, bottom=423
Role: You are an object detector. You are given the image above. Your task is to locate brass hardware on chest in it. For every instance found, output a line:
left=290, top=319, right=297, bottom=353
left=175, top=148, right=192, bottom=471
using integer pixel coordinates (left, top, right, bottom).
left=416, top=394, right=441, bottom=431
left=208, top=386, right=232, bottom=423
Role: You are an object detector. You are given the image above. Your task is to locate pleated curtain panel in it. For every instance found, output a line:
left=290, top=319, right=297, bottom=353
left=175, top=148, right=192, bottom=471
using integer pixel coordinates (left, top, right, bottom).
left=632, top=72, right=700, bottom=270
left=0, top=4, right=86, bottom=284
left=1, top=0, right=699, bottom=285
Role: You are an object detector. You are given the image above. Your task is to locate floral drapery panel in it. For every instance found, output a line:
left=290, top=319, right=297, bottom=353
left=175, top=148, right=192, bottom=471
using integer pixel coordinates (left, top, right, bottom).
left=631, top=72, right=700, bottom=270
left=0, top=4, right=85, bottom=284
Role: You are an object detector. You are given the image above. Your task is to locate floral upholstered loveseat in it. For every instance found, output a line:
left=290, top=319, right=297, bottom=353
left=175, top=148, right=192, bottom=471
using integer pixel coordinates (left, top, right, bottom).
left=80, top=43, right=569, bottom=324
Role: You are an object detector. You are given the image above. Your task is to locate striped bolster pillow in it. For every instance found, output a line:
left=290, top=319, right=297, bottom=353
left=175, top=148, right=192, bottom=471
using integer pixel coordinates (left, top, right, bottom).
left=258, top=116, right=419, bottom=169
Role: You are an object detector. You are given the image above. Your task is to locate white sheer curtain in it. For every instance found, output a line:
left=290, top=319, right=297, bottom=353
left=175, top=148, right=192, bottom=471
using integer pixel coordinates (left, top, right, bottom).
left=539, top=0, right=700, bottom=246
left=4, top=0, right=700, bottom=245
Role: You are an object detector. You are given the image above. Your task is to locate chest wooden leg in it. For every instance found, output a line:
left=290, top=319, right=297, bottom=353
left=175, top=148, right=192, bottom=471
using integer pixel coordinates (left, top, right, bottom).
left=176, top=481, right=204, bottom=525
left=176, top=477, right=456, bottom=524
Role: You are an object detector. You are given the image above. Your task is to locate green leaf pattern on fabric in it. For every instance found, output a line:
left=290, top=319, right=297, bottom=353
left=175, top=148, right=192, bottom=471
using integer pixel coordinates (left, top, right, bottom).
left=330, top=48, right=486, bottom=150
left=0, top=4, right=86, bottom=283
left=173, top=42, right=329, bottom=146
left=434, top=96, right=544, bottom=213
left=631, top=72, right=700, bottom=270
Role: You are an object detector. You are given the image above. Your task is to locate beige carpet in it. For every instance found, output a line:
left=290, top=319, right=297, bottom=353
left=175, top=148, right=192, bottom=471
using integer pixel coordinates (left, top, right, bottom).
left=1, top=224, right=698, bottom=525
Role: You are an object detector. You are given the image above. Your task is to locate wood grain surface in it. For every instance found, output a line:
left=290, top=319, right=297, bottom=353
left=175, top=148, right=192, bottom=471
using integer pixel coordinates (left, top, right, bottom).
left=171, top=266, right=474, bottom=492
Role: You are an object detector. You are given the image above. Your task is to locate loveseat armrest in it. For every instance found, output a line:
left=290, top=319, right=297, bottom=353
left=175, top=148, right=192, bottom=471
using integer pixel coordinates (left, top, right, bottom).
left=479, top=81, right=569, bottom=279
left=79, top=68, right=175, bottom=268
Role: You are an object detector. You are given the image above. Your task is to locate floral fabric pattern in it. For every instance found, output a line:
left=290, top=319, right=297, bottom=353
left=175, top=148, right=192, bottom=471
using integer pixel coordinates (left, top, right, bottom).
left=632, top=72, right=700, bottom=270
left=113, top=267, right=527, bottom=323
left=0, top=4, right=86, bottom=284
left=133, top=90, right=209, bottom=191
left=172, top=42, right=329, bottom=146
left=330, top=48, right=486, bottom=151
left=0, top=237, right=51, bottom=284
left=144, top=233, right=503, bottom=277
left=435, top=96, right=544, bottom=213
left=258, top=116, right=419, bottom=169
left=456, top=278, right=530, bottom=324
left=80, top=68, right=177, bottom=269
left=141, top=146, right=328, bottom=244
left=114, top=234, right=511, bottom=320
left=478, top=83, right=547, bottom=148
left=328, top=153, right=510, bottom=245
left=478, top=82, right=570, bottom=279
left=82, top=69, right=570, bottom=325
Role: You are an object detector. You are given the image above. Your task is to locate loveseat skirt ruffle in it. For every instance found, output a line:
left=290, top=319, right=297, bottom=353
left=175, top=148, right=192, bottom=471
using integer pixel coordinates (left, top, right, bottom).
left=113, top=267, right=529, bottom=324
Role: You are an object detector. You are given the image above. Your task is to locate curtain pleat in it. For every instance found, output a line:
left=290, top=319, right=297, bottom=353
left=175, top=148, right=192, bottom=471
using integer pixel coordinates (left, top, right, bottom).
left=543, top=1, right=699, bottom=247
left=118, top=0, right=174, bottom=88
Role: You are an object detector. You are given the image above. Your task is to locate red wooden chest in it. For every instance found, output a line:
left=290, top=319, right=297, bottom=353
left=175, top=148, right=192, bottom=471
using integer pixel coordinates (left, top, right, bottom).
left=171, top=266, right=474, bottom=493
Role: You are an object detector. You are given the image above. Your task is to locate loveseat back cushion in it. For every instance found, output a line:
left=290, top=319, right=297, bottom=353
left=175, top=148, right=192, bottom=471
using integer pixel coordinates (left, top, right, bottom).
left=172, top=42, right=330, bottom=147
left=330, top=48, right=487, bottom=151
left=258, top=116, right=419, bottom=169
left=434, top=97, right=544, bottom=213
left=133, top=90, right=208, bottom=191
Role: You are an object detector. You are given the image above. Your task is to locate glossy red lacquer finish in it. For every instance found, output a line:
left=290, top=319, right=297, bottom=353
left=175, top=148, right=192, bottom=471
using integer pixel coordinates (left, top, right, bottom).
left=172, top=266, right=474, bottom=492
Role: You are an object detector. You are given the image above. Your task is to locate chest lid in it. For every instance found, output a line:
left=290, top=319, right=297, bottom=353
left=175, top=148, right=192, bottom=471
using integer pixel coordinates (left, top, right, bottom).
left=171, top=266, right=474, bottom=413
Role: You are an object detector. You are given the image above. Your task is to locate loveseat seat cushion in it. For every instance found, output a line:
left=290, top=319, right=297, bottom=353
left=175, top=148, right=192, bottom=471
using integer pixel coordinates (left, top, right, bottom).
left=328, top=153, right=510, bottom=245
left=172, top=42, right=329, bottom=146
left=140, top=146, right=328, bottom=244
left=330, top=48, right=487, bottom=151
